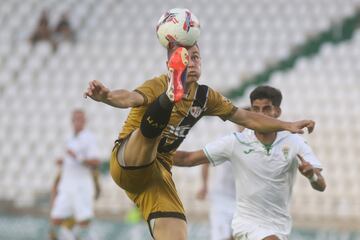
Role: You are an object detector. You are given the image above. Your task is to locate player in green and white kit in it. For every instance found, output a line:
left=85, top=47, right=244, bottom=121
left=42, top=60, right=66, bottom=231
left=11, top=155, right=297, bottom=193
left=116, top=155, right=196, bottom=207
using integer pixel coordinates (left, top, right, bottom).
left=174, top=86, right=326, bottom=240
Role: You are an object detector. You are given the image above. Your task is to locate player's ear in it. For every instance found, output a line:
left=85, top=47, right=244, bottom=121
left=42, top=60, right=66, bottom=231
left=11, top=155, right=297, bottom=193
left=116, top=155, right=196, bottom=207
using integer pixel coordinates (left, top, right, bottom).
left=275, top=107, right=281, bottom=118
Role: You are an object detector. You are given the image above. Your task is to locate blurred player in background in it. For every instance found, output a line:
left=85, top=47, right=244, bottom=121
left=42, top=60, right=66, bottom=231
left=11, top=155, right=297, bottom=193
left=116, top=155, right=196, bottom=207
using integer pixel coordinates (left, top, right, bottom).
left=196, top=108, right=250, bottom=240
left=84, top=42, right=315, bottom=240
left=197, top=162, right=236, bottom=240
left=197, top=124, right=247, bottom=240
left=49, top=167, right=101, bottom=240
left=49, top=109, right=101, bottom=240
left=173, top=86, right=326, bottom=240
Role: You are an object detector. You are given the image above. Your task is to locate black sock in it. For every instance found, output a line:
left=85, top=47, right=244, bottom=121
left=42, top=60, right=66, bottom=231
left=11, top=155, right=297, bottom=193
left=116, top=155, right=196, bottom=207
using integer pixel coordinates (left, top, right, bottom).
left=140, top=93, right=173, bottom=138
left=159, top=92, right=173, bottom=110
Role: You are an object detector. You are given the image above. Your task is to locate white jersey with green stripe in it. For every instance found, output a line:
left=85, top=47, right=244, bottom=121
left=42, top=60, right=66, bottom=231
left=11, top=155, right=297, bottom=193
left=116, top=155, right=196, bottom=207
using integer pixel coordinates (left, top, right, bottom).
left=203, top=128, right=322, bottom=237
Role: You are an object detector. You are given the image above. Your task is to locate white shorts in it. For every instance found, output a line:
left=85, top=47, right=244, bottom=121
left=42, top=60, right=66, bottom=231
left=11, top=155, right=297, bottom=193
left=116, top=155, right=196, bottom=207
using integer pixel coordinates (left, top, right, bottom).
left=51, top=188, right=94, bottom=222
left=210, top=208, right=233, bottom=240
left=209, top=197, right=235, bottom=240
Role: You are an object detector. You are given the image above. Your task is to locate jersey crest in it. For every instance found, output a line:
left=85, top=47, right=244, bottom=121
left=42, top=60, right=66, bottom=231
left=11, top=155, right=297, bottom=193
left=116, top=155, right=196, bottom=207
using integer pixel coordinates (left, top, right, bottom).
left=190, top=106, right=203, bottom=118
left=282, top=146, right=290, bottom=160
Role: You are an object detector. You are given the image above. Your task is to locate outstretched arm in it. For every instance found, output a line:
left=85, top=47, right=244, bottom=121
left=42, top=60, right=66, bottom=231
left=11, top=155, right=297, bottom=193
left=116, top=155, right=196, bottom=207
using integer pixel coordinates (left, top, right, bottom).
left=50, top=171, right=61, bottom=207
left=84, top=80, right=144, bottom=108
left=83, top=158, right=101, bottom=168
left=173, top=150, right=209, bottom=167
left=228, top=108, right=315, bottom=134
left=297, top=154, right=326, bottom=192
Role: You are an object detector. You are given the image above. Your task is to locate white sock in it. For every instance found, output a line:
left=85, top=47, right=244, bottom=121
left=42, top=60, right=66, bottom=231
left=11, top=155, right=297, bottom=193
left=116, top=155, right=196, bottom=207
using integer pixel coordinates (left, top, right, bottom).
left=50, top=225, right=76, bottom=240
left=61, top=227, right=76, bottom=240
left=49, top=225, right=61, bottom=240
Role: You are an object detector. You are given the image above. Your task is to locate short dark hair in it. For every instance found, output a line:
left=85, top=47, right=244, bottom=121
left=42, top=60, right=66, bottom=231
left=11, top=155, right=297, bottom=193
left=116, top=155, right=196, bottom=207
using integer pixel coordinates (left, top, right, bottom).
left=250, top=86, right=282, bottom=107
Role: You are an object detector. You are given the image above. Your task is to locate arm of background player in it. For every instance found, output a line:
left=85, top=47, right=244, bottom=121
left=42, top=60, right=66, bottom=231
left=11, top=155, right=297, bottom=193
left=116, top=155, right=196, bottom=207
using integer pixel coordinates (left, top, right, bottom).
left=50, top=172, right=61, bottom=207
left=67, top=149, right=101, bottom=168
left=92, top=169, right=101, bottom=200
left=83, top=158, right=101, bottom=168
left=173, top=150, right=209, bottom=167
left=84, top=80, right=144, bottom=108
left=228, top=108, right=315, bottom=134
left=298, top=154, right=326, bottom=192
left=196, top=164, right=209, bottom=200
left=310, top=169, right=326, bottom=192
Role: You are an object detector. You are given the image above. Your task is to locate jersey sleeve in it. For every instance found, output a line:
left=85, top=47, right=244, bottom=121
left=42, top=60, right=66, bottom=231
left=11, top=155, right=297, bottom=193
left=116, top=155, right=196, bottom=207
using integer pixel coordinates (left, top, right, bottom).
left=295, top=136, right=322, bottom=169
left=134, top=74, right=168, bottom=105
left=203, top=87, right=237, bottom=121
left=203, top=134, right=235, bottom=166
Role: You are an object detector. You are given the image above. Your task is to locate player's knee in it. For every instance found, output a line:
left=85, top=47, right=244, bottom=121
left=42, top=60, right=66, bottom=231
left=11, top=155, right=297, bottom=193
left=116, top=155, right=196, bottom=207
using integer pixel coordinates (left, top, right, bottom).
left=51, top=218, right=63, bottom=225
left=77, top=219, right=91, bottom=227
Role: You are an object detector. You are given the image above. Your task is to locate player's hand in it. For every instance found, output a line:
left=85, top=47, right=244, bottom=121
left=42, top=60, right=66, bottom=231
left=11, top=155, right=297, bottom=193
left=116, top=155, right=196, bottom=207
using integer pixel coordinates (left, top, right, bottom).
left=84, top=80, right=110, bottom=102
left=288, top=120, right=315, bottom=134
left=67, top=149, right=77, bottom=159
left=196, top=187, right=207, bottom=201
left=297, top=154, right=315, bottom=178
left=56, top=158, right=63, bottom=165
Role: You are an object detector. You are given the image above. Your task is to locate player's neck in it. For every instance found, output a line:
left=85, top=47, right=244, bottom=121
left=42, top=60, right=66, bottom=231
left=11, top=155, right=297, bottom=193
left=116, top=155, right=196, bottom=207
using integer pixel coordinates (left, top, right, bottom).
left=74, top=128, right=83, bottom=136
left=185, top=81, right=195, bottom=92
left=183, top=81, right=195, bottom=98
left=254, top=131, right=277, bottom=145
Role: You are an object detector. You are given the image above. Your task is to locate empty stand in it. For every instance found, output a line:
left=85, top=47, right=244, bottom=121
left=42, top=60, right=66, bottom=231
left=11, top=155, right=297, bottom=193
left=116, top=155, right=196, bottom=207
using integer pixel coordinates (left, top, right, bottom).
left=0, top=0, right=359, bottom=225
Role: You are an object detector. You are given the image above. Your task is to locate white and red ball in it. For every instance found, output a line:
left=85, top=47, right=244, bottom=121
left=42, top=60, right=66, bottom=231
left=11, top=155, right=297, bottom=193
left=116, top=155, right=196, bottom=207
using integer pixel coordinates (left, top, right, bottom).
left=156, top=8, right=200, bottom=48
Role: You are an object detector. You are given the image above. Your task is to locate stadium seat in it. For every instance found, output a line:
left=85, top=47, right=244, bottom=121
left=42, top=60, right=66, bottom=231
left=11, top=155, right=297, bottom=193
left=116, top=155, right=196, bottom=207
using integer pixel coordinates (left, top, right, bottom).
left=0, top=0, right=359, bottom=225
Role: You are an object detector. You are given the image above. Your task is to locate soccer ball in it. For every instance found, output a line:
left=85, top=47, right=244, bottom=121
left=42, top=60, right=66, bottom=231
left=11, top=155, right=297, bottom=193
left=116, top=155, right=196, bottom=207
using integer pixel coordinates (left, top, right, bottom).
left=156, top=8, right=200, bottom=48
